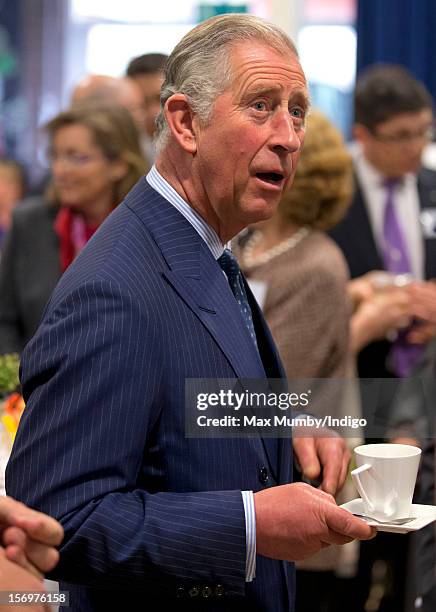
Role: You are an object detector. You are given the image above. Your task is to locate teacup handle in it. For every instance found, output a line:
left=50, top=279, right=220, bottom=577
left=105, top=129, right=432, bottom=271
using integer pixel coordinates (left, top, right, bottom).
left=351, top=463, right=374, bottom=513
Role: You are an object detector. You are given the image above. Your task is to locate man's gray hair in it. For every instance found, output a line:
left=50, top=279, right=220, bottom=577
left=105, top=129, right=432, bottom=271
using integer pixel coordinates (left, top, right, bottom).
left=155, top=13, right=298, bottom=152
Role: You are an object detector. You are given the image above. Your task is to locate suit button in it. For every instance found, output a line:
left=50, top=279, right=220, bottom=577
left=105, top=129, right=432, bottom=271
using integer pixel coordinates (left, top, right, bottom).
left=259, top=466, right=269, bottom=484
left=189, top=586, right=199, bottom=598
left=176, top=586, right=185, bottom=598
left=202, top=586, right=213, bottom=598
left=215, top=584, right=225, bottom=597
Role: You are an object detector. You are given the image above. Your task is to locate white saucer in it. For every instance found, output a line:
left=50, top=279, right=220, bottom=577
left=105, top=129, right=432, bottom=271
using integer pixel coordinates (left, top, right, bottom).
left=340, top=498, right=436, bottom=533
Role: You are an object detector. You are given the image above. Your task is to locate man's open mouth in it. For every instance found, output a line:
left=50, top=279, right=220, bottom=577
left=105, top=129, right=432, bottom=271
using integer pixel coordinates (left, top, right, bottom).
left=256, top=172, right=284, bottom=185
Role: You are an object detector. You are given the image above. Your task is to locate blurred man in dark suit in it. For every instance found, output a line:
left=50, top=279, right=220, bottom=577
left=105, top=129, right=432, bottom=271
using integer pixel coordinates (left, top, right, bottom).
left=126, top=52, right=167, bottom=163
left=330, top=65, right=436, bottom=381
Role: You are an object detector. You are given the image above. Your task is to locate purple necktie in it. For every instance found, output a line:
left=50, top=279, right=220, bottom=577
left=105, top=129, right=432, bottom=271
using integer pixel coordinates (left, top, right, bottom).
left=381, top=179, right=422, bottom=376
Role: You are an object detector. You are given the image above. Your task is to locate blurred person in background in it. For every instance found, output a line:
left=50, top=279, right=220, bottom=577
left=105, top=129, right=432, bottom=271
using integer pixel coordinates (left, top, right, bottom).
left=237, top=110, right=413, bottom=612
left=126, top=53, right=167, bottom=162
left=33, top=75, right=147, bottom=197
left=71, top=74, right=147, bottom=139
left=0, top=104, right=148, bottom=354
left=330, top=64, right=436, bottom=381
left=0, top=159, right=26, bottom=251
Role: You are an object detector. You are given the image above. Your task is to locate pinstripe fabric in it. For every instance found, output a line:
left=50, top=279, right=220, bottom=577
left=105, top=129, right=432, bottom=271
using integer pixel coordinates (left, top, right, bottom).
left=6, top=178, right=295, bottom=611
left=148, top=166, right=257, bottom=581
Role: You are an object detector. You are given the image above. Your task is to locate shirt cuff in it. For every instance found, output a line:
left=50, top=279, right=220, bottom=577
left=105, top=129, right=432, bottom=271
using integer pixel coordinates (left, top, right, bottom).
left=241, top=490, right=256, bottom=582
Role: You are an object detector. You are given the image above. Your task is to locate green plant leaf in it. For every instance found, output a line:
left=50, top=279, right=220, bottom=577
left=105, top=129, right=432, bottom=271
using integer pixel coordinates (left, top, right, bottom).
left=0, top=354, right=20, bottom=394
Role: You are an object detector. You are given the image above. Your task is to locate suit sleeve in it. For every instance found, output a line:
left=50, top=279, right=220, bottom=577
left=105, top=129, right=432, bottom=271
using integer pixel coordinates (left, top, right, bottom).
left=0, top=215, right=25, bottom=354
left=6, top=278, right=246, bottom=596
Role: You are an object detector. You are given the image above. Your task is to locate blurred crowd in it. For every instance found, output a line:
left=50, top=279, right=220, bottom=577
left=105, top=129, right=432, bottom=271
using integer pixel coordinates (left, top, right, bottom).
left=0, top=43, right=435, bottom=612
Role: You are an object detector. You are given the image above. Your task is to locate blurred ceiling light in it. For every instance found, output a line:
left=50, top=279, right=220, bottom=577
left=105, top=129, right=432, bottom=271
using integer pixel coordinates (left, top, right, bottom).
left=86, top=24, right=193, bottom=75
left=298, top=25, right=356, bottom=91
left=72, top=0, right=197, bottom=23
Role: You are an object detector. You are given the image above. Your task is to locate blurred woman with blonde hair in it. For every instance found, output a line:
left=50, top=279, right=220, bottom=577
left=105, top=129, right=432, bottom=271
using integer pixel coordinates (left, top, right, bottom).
left=0, top=104, right=149, bottom=353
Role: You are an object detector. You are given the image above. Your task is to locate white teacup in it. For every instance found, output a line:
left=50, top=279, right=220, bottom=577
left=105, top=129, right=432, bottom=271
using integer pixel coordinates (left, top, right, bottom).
left=351, top=443, right=421, bottom=521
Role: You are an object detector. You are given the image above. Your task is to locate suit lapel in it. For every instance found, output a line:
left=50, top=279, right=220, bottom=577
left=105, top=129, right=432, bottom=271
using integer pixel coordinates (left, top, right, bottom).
left=164, top=247, right=267, bottom=380
left=353, top=179, right=384, bottom=270
left=418, top=169, right=436, bottom=279
left=126, top=180, right=281, bottom=479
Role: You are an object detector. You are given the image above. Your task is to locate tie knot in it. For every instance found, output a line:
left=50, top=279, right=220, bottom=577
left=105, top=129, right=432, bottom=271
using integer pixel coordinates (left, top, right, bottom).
left=383, top=177, right=400, bottom=193
left=217, top=249, right=241, bottom=281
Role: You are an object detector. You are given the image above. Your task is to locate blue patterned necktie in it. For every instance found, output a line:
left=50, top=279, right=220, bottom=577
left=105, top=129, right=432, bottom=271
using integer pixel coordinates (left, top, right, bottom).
left=218, top=249, right=258, bottom=348
left=382, top=179, right=422, bottom=376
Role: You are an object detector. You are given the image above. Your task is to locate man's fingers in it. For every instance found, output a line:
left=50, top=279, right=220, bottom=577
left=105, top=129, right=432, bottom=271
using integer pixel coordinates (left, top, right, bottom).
left=293, top=437, right=321, bottom=480
left=3, top=525, right=59, bottom=574
left=338, top=455, right=350, bottom=491
left=4, top=544, right=44, bottom=580
left=14, top=513, right=64, bottom=547
left=323, top=528, right=355, bottom=546
left=0, top=497, right=28, bottom=531
left=326, top=505, right=376, bottom=541
left=26, top=540, right=60, bottom=573
left=337, top=446, right=352, bottom=491
left=294, top=436, right=351, bottom=495
left=318, top=440, right=350, bottom=496
left=3, top=525, right=27, bottom=549
left=0, top=496, right=63, bottom=547
left=320, top=464, right=340, bottom=496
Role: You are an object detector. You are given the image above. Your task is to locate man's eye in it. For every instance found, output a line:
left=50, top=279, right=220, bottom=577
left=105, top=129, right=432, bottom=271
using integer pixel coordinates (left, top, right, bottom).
left=289, top=107, right=306, bottom=128
left=252, top=101, right=268, bottom=112
left=290, top=107, right=304, bottom=119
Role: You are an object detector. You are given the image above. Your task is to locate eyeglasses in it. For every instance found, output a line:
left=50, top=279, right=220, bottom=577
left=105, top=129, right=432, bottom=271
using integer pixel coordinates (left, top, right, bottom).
left=372, top=125, right=435, bottom=144
left=47, top=151, right=103, bottom=167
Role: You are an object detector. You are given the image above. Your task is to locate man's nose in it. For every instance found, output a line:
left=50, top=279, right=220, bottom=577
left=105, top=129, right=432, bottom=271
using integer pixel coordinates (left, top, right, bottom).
left=405, top=138, right=427, bottom=156
left=270, top=109, right=301, bottom=153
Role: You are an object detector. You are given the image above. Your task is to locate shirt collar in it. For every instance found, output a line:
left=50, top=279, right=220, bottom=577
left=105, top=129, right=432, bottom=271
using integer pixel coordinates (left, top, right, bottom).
left=352, top=142, right=416, bottom=189
left=146, top=165, right=229, bottom=259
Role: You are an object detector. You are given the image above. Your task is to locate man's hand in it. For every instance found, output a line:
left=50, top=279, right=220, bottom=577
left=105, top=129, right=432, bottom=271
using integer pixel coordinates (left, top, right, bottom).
left=0, top=547, right=50, bottom=612
left=407, top=321, right=436, bottom=344
left=347, top=273, right=377, bottom=309
left=0, top=496, right=63, bottom=579
left=350, top=289, right=412, bottom=353
left=254, top=482, right=375, bottom=562
left=407, top=281, right=436, bottom=323
left=293, top=434, right=351, bottom=495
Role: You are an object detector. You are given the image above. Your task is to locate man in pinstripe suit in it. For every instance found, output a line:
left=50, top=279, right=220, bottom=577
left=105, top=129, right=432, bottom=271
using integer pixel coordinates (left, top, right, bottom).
left=6, top=14, right=374, bottom=611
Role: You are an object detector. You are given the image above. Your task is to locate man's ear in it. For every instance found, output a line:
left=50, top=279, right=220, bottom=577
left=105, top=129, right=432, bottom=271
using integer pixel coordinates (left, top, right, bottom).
left=164, top=94, right=197, bottom=154
left=353, top=123, right=371, bottom=144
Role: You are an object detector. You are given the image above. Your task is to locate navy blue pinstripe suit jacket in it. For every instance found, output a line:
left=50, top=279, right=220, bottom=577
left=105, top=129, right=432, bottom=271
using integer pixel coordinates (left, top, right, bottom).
left=6, top=179, right=295, bottom=611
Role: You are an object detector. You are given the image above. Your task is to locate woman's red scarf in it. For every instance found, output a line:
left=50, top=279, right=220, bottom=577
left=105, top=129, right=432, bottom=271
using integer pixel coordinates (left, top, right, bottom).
left=54, top=207, right=99, bottom=273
